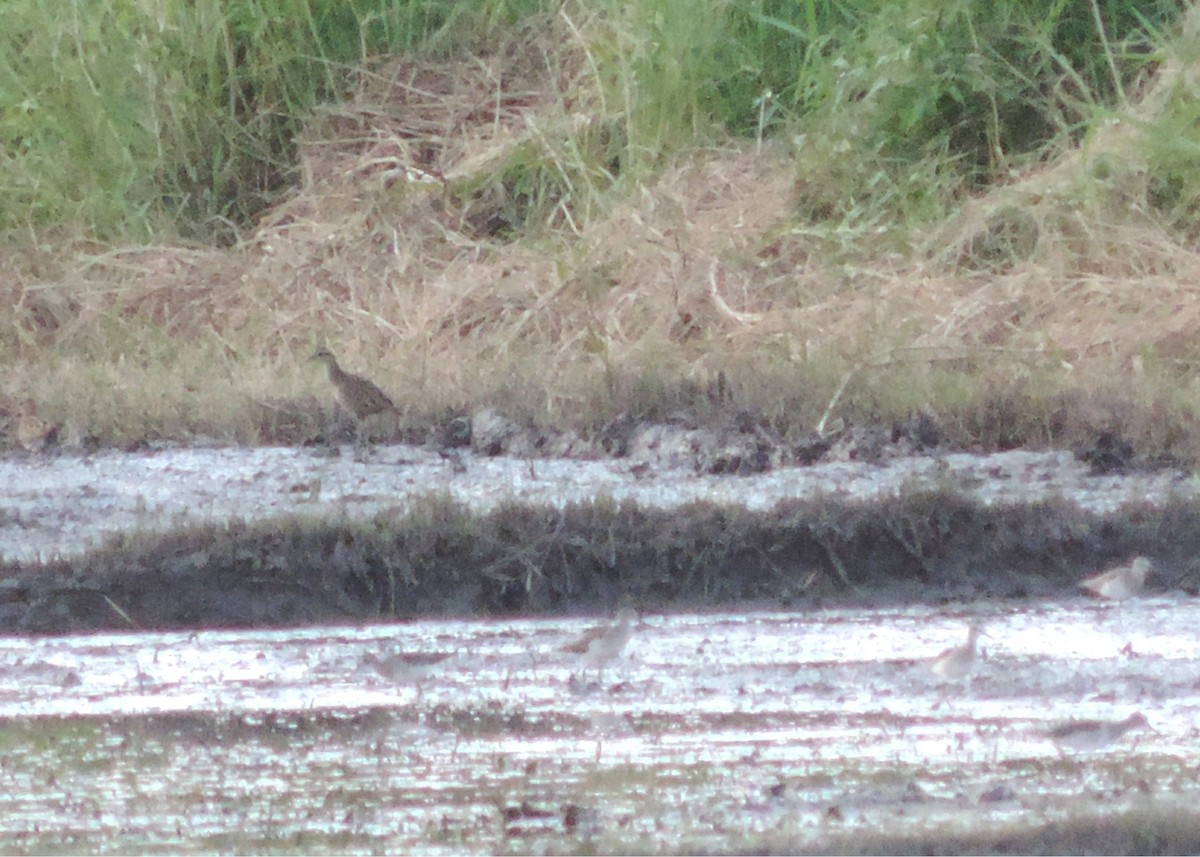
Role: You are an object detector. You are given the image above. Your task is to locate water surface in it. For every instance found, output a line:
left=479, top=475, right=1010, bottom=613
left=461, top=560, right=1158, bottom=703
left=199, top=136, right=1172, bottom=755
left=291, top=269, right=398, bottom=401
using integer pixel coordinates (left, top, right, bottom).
left=0, top=597, right=1193, bottom=853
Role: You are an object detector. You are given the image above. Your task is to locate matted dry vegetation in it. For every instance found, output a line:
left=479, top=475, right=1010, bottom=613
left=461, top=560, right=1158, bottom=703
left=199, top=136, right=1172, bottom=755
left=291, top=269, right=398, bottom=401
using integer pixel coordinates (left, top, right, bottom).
left=5, top=16, right=1200, bottom=459
left=4, top=484, right=1193, bottom=635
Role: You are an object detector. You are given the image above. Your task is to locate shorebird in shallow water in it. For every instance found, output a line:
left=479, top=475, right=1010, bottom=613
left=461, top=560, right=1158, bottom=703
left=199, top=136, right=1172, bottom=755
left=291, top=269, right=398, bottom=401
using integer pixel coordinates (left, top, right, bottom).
left=930, top=624, right=986, bottom=682
left=1045, top=712, right=1151, bottom=753
left=358, top=650, right=454, bottom=685
left=1079, top=557, right=1151, bottom=600
left=561, top=607, right=637, bottom=681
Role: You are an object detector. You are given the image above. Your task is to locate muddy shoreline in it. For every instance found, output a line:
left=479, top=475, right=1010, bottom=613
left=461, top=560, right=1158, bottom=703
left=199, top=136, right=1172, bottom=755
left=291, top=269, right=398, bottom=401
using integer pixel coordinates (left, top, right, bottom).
left=1, top=437, right=1198, bottom=855
left=1, top=438, right=1197, bottom=636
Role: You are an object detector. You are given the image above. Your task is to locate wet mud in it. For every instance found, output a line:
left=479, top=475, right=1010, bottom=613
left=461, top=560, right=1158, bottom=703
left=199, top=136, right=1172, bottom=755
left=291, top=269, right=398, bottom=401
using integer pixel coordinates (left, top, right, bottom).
left=0, top=444, right=1198, bottom=635
left=0, top=443, right=1198, bottom=852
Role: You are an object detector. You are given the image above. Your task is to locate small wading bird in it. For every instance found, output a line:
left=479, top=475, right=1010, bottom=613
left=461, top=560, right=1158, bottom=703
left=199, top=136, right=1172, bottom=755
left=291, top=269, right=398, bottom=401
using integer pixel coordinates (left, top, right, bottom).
left=561, top=607, right=638, bottom=682
left=1045, top=712, right=1151, bottom=754
left=358, top=650, right=454, bottom=684
left=930, top=624, right=987, bottom=682
left=311, top=348, right=400, bottom=447
left=1079, top=556, right=1151, bottom=601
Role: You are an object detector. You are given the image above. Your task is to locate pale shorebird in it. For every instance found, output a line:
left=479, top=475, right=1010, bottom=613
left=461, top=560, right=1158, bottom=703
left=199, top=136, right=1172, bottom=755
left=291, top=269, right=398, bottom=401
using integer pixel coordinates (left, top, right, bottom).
left=358, top=650, right=454, bottom=685
left=1080, top=557, right=1152, bottom=655
left=930, top=624, right=987, bottom=682
left=1079, top=557, right=1151, bottom=600
left=561, top=607, right=638, bottom=681
left=1045, top=712, right=1151, bottom=753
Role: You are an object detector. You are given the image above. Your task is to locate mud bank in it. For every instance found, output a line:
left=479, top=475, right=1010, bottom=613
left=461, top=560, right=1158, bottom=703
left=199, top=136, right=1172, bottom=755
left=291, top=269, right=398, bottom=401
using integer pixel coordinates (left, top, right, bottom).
left=0, top=445, right=1197, bottom=635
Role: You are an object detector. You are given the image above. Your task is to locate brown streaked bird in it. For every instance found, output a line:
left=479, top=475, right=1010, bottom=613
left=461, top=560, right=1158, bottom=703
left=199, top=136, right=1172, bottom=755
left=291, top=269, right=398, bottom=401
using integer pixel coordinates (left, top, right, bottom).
left=13, top=399, right=57, bottom=453
left=1045, top=712, right=1151, bottom=753
left=310, top=348, right=399, bottom=444
left=561, top=607, right=638, bottom=680
left=930, top=623, right=987, bottom=682
left=1079, top=557, right=1151, bottom=601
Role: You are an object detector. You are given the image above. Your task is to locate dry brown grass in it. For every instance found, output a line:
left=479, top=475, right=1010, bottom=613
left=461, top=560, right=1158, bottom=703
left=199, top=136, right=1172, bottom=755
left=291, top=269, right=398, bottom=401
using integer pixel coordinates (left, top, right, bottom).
left=4, top=18, right=1200, bottom=456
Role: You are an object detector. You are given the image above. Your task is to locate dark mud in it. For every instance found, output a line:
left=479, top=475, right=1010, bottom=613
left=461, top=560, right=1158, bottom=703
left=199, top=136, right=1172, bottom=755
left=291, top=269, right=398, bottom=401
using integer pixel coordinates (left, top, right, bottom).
left=1, top=426, right=1198, bottom=635
left=801, top=809, right=1200, bottom=856
left=1, top=472, right=1198, bottom=636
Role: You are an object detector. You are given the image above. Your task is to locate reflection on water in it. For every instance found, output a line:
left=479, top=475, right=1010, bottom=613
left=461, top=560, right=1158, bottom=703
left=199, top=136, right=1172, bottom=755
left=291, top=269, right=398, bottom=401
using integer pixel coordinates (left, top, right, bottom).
left=0, top=596, right=1196, bottom=852
left=1, top=445, right=1197, bottom=561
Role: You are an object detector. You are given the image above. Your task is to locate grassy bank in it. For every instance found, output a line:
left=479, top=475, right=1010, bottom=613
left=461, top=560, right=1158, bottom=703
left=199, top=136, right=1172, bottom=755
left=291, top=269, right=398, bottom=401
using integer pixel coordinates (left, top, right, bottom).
left=3, top=1, right=1200, bottom=461
left=3, top=488, right=1193, bottom=635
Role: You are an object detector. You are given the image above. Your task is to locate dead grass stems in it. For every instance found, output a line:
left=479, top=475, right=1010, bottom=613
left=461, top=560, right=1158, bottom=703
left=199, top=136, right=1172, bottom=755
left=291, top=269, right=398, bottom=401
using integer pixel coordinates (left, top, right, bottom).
left=4, top=17, right=1200, bottom=459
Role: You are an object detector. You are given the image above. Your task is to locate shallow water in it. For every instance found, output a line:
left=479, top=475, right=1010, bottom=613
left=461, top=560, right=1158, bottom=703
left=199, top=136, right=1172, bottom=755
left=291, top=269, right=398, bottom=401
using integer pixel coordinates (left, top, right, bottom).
left=1, top=444, right=1196, bottom=850
left=0, top=597, right=1195, bottom=853
left=0, top=444, right=1196, bottom=561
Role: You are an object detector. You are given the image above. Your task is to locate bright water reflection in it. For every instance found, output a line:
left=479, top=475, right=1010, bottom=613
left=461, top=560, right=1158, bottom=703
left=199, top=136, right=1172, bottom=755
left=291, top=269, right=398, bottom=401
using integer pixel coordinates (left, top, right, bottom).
left=0, top=596, right=1196, bottom=853
left=1, top=445, right=1197, bottom=561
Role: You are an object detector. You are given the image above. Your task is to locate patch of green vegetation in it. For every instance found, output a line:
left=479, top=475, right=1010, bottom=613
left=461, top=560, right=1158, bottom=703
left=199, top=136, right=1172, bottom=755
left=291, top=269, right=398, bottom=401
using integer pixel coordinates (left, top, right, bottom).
left=0, top=0, right=544, bottom=242
left=790, top=0, right=1176, bottom=237
left=0, top=0, right=1183, bottom=243
left=2, top=0, right=1199, bottom=463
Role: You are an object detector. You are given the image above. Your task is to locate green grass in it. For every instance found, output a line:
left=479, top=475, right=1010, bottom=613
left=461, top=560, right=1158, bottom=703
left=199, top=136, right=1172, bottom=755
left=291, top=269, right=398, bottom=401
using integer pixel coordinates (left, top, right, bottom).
left=0, top=0, right=546, bottom=243
left=0, top=0, right=1181, bottom=244
left=3, top=1, right=1200, bottom=459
